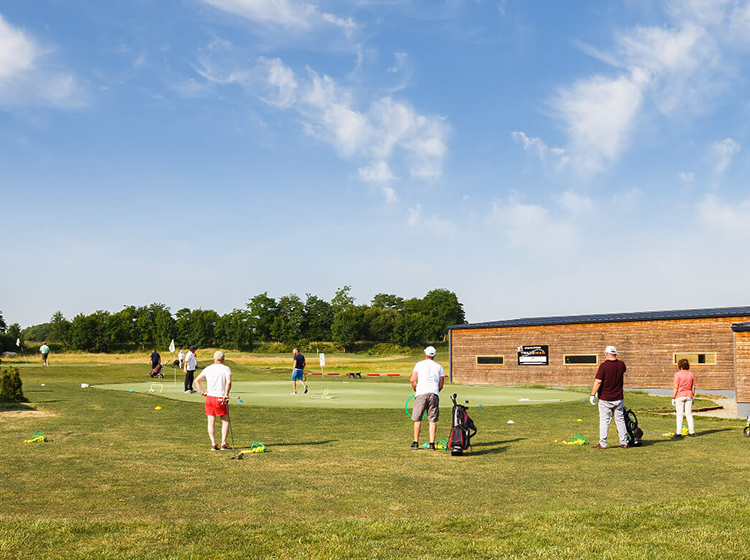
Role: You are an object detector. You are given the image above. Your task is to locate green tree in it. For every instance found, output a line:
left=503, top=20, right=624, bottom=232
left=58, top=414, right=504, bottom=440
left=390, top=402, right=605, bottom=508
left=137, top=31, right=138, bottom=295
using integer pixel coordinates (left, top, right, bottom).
left=69, top=313, right=96, bottom=351
left=271, top=294, right=304, bottom=343
left=48, top=311, right=71, bottom=346
left=363, top=306, right=399, bottom=342
left=392, top=312, right=432, bottom=346
left=302, top=294, right=333, bottom=341
left=371, top=293, right=405, bottom=311
left=332, top=306, right=365, bottom=350
left=331, top=285, right=355, bottom=314
left=420, top=288, right=466, bottom=341
left=246, top=292, right=279, bottom=342
left=216, top=309, right=253, bottom=350
left=7, top=323, right=21, bottom=346
left=0, top=310, right=6, bottom=333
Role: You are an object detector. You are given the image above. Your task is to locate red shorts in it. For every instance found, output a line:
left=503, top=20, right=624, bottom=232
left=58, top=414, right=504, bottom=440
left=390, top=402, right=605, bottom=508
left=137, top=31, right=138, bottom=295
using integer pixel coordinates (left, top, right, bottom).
left=205, top=396, right=228, bottom=417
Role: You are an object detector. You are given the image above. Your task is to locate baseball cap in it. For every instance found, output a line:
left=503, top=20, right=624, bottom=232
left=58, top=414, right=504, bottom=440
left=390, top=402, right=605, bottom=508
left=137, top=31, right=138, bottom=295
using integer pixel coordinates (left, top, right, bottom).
left=189, top=345, right=197, bottom=351
left=604, top=345, right=618, bottom=355
left=424, top=346, right=436, bottom=357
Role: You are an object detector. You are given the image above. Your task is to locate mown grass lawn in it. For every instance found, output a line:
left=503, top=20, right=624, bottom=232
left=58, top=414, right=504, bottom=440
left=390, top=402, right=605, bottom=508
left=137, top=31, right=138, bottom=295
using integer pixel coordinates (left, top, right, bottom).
left=1, top=356, right=748, bottom=559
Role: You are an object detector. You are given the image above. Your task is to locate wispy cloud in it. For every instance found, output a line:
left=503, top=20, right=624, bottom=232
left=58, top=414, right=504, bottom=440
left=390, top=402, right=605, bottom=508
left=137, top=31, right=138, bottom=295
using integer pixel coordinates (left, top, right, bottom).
left=0, top=15, right=83, bottom=108
left=698, top=193, right=750, bottom=233
left=201, top=0, right=358, bottom=35
left=711, top=137, right=740, bottom=174
left=407, top=204, right=456, bottom=237
left=358, top=161, right=397, bottom=202
left=511, top=130, right=570, bottom=170
left=680, top=171, right=696, bottom=182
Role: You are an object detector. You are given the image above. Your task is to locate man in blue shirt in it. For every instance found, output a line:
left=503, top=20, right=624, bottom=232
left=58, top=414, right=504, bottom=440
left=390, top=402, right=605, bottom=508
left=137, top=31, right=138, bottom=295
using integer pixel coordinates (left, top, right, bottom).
left=291, top=348, right=308, bottom=395
left=150, top=349, right=161, bottom=369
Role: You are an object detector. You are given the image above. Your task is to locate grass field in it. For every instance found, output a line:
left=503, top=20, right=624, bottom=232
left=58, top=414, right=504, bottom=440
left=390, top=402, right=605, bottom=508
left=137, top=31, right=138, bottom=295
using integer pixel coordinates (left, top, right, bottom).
left=1, top=353, right=749, bottom=559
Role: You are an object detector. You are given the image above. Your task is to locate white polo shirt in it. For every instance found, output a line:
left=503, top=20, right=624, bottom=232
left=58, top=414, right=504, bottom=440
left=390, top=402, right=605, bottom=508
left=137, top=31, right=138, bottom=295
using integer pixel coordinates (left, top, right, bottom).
left=185, top=351, right=197, bottom=371
left=201, top=363, right=232, bottom=398
left=413, top=359, right=445, bottom=396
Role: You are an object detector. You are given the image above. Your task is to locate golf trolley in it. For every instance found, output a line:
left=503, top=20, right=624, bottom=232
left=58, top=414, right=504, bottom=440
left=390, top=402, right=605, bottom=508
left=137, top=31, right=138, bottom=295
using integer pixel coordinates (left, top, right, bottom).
left=149, top=363, right=165, bottom=378
left=744, top=414, right=750, bottom=438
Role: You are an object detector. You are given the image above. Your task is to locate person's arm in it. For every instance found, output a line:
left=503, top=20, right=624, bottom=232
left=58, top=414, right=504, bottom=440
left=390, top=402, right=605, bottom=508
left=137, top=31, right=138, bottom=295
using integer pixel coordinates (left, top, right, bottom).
left=194, top=373, right=205, bottom=395
left=224, top=375, right=232, bottom=403
left=673, top=374, right=679, bottom=399
left=438, top=376, right=445, bottom=392
left=410, top=370, right=418, bottom=391
left=590, top=378, right=602, bottom=404
left=302, top=358, right=306, bottom=370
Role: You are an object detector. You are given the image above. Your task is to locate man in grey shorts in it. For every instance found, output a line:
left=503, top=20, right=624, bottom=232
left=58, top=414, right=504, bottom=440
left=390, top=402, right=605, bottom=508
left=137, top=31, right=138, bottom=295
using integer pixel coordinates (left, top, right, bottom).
left=409, top=346, right=445, bottom=450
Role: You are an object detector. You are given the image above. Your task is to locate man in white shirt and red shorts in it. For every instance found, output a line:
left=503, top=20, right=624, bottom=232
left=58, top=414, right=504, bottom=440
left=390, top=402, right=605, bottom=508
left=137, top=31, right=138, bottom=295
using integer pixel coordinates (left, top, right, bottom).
left=194, top=350, right=233, bottom=451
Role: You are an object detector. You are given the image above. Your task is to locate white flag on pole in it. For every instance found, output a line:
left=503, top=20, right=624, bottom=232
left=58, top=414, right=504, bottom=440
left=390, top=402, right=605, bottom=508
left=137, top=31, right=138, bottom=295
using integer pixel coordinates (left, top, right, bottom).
left=16, top=338, right=21, bottom=348
left=169, top=339, right=176, bottom=353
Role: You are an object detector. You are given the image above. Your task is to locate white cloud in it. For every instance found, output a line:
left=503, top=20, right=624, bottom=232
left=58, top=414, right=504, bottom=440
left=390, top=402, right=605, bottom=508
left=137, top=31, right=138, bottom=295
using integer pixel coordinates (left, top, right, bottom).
left=0, top=15, right=83, bottom=108
left=488, top=191, right=579, bottom=250
left=698, top=193, right=750, bottom=233
left=680, top=171, right=696, bottom=182
left=711, top=137, right=740, bottom=173
left=552, top=69, right=649, bottom=175
left=384, top=51, right=412, bottom=93
left=511, top=131, right=570, bottom=170
left=201, top=0, right=357, bottom=35
left=407, top=204, right=456, bottom=237
left=358, top=161, right=398, bottom=202
left=557, top=191, right=594, bottom=215
left=255, top=60, right=448, bottom=180
left=612, top=187, right=644, bottom=211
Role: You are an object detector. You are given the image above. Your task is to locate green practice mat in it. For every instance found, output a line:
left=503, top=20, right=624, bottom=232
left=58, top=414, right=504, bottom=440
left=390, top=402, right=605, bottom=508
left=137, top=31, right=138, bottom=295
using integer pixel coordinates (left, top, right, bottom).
left=94, top=380, right=583, bottom=410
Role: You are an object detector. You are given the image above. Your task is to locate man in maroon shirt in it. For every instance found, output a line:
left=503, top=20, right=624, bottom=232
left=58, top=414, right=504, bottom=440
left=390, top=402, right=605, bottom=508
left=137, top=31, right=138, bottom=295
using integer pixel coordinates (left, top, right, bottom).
left=590, top=345, right=629, bottom=449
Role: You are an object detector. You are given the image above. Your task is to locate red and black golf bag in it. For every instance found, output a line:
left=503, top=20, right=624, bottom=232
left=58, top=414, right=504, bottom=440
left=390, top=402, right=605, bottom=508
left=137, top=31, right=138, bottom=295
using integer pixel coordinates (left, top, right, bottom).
left=449, top=393, right=477, bottom=456
left=149, top=364, right=164, bottom=378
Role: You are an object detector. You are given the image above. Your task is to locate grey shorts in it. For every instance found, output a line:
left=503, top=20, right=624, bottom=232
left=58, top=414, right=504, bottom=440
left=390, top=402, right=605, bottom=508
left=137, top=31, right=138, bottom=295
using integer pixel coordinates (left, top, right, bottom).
left=412, top=393, right=439, bottom=422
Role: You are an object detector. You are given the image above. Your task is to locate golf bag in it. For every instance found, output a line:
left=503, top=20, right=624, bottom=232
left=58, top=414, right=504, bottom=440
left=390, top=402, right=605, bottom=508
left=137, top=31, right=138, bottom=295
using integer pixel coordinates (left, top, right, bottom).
left=449, top=393, right=477, bottom=456
left=149, top=364, right=164, bottom=378
left=624, top=407, right=643, bottom=447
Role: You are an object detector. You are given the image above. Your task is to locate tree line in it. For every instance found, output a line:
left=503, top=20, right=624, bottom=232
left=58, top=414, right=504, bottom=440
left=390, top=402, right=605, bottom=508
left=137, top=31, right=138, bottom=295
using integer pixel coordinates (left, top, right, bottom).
left=11, top=287, right=466, bottom=353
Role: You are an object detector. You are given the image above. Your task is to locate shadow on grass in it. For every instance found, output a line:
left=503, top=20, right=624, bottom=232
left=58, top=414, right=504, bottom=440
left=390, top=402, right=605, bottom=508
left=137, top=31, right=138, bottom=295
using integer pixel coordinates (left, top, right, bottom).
left=268, top=440, right=339, bottom=447
left=0, top=399, right=35, bottom=412
left=469, top=437, right=527, bottom=456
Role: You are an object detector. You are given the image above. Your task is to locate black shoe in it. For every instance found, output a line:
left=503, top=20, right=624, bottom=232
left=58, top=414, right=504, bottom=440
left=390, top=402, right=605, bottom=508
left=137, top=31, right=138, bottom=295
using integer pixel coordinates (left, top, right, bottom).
left=410, top=441, right=419, bottom=450
left=688, top=433, right=696, bottom=437
left=304, top=386, right=308, bottom=394
left=428, top=443, right=435, bottom=450
left=673, top=434, right=683, bottom=439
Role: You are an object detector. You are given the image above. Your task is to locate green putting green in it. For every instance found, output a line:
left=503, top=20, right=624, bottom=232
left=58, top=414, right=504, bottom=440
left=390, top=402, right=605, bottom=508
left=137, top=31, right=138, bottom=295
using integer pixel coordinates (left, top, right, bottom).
left=94, top=379, right=583, bottom=410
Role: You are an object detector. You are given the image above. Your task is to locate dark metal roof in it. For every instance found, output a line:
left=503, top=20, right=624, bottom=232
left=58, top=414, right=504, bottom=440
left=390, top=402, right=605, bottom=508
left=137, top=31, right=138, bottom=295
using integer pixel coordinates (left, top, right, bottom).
left=449, top=306, right=750, bottom=331
left=733, top=321, right=750, bottom=332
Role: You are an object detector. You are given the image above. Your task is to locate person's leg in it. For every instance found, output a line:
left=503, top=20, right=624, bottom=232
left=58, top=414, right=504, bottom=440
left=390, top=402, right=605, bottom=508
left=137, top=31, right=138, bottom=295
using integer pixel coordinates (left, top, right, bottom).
left=207, top=415, right=216, bottom=447
left=684, top=398, right=694, bottom=434
left=413, top=421, right=421, bottom=443
left=598, top=400, right=612, bottom=447
left=292, top=380, right=297, bottom=393
left=612, top=401, right=628, bottom=446
left=188, top=370, right=195, bottom=392
left=428, top=421, right=437, bottom=444
left=675, top=398, right=685, bottom=433
left=220, top=415, right=230, bottom=446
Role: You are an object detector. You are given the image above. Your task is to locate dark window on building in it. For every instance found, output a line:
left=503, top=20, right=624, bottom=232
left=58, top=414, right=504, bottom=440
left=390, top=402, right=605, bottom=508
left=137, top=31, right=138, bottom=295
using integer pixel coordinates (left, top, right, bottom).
left=564, top=354, right=598, bottom=365
left=477, top=356, right=504, bottom=365
left=673, top=353, right=716, bottom=366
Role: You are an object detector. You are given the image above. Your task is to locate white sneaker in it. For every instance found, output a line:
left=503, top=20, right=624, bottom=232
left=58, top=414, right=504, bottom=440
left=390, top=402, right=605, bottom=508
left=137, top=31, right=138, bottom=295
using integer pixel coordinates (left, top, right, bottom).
left=291, top=391, right=297, bottom=394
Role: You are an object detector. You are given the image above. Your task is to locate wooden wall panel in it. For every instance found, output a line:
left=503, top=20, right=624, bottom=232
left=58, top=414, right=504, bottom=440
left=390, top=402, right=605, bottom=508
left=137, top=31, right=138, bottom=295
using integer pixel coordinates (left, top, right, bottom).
left=451, top=316, right=750, bottom=390
left=734, top=331, right=750, bottom=403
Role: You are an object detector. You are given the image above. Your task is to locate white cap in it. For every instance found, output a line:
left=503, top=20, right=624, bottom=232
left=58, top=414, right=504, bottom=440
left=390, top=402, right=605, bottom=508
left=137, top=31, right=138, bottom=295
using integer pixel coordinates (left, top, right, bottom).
left=604, top=345, right=618, bottom=355
left=424, top=346, right=436, bottom=357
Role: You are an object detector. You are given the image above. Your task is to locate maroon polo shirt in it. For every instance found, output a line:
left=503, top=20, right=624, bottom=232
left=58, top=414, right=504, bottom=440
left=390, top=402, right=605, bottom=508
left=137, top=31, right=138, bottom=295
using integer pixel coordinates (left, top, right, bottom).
left=595, top=359, right=626, bottom=401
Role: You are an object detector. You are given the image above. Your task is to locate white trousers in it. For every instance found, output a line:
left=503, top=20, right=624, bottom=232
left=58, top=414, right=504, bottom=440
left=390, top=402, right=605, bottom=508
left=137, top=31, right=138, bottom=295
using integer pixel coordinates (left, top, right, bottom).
left=675, top=397, right=694, bottom=434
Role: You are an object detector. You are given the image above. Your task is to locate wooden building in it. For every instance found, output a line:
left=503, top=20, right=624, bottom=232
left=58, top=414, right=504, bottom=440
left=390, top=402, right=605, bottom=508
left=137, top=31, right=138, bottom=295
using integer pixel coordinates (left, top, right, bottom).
left=448, top=306, right=750, bottom=418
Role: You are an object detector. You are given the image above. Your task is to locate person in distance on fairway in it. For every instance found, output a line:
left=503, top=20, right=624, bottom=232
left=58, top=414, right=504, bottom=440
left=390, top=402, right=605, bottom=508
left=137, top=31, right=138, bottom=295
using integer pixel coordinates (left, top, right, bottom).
left=672, top=358, right=696, bottom=438
left=184, top=345, right=197, bottom=394
left=410, top=346, right=445, bottom=450
left=194, top=350, right=233, bottom=451
left=39, top=341, right=50, bottom=367
left=590, top=345, right=629, bottom=449
left=150, top=348, right=161, bottom=370
left=291, top=348, right=308, bottom=394
left=178, top=348, right=185, bottom=369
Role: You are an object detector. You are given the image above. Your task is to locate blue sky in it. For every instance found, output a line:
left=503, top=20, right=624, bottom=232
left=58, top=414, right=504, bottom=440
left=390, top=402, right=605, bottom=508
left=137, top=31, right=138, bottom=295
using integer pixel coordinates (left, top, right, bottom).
left=2, top=0, right=750, bottom=327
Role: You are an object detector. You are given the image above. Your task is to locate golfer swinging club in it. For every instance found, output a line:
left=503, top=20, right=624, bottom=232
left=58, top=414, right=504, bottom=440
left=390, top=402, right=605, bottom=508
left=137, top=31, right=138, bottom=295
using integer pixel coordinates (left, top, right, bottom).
left=194, top=351, right=233, bottom=451
left=410, top=346, right=445, bottom=450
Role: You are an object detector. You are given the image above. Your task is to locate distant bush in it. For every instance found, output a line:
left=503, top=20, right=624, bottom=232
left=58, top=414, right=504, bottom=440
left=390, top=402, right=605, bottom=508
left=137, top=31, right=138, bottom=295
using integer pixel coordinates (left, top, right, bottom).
left=0, top=367, right=26, bottom=402
left=364, top=343, right=418, bottom=356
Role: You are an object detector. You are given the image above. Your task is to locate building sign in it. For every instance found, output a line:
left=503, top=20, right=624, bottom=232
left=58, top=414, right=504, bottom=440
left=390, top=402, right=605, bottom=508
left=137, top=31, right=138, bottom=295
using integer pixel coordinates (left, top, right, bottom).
left=517, top=345, right=549, bottom=366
